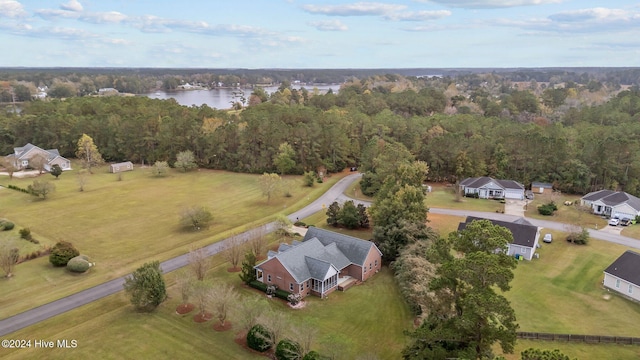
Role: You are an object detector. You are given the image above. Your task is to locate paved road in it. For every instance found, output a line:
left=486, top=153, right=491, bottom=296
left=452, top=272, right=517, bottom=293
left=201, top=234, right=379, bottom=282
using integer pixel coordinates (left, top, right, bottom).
left=2, top=173, right=639, bottom=336
left=0, top=173, right=363, bottom=337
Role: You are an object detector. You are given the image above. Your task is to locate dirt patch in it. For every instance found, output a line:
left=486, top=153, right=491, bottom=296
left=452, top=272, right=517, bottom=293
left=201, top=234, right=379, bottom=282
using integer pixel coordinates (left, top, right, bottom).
left=227, top=267, right=241, bottom=273
left=193, top=311, right=213, bottom=323
left=504, top=200, right=526, bottom=217
left=288, top=300, right=307, bottom=309
left=212, top=321, right=233, bottom=332
left=176, top=303, right=195, bottom=315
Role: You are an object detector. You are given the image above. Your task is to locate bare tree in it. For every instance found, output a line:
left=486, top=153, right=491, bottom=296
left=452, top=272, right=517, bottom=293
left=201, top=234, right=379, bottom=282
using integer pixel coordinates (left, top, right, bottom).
left=210, top=283, right=239, bottom=327
left=29, top=154, right=47, bottom=174
left=0, top=242, right=19, bottom=278
left=0, top=157, right=18, bottom=180
left=259, top=310, right=290, bottom=346
left=257, top=173, right=282, bottom=203
left=191, top=280, right=213, bottom=318
left=175, top=269, right=195, bottom=304
left=223, top=234, right=243, bottom=270
left=291, top=320, right=318, bottom=356
left=188, top=247, right=210, bottom=281
left=77, top=169, right=89, bottom=192
left=248, top=227, right=267, bottom=257
left=234, top=297, right=266, bottom=333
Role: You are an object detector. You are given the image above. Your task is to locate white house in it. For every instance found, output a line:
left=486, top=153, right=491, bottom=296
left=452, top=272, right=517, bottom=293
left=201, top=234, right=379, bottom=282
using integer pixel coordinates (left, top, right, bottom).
left=109, top=161, right=133, bottom=173
left=580, top=190, right=640, bottom=220
left=459, top=177, right=525, bottom=200
left=6, top=143, right=71, bottom=172
left=603, top=250, right=640, bottom=302
left=458, top=216, right=540, bottom=261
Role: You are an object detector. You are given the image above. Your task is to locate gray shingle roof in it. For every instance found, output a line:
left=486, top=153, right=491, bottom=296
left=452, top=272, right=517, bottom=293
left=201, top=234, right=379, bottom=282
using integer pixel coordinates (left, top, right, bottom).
left=460, top=177, right=524, bottom=190
left=582, top=190, right=640, bottom=212
left=604, top=250, right=640, bottom=286
left=305, top=256, right=333, bottom=280
left=531, top=182, right=553, bottom=189
left=302, top=227, right=381, bottom=266
left=458, top=216, right=538, bottom=248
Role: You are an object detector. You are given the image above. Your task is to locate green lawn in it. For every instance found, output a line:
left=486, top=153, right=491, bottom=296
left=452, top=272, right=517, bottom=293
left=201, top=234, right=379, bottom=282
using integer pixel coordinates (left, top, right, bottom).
left=0, top=165, right=346, bottom=319
left=2, top=250, right=412, bottom=360
left=500, top=340, right=640, bottom=360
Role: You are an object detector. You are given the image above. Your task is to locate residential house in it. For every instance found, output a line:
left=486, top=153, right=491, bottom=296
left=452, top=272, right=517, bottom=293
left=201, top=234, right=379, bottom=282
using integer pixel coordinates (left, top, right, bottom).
left=531, top=182, right=553, bottom=194
left=6, top=143, right=71, bottom=172
left=580, top=190, right=640, bottom=220
left=603, top=250, right=640, bottom=302
left=254, top=227, right=382, bottom=298
left=459, top=177, right=525, bottom=200
left=109, top=161, right=133, bottom=173
left=457, top=216, right=540, bottom=261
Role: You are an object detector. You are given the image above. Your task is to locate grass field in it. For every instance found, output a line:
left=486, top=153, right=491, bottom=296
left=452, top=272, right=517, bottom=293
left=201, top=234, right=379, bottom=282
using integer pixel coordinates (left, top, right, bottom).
left=0, top=165, right=347, bottom=318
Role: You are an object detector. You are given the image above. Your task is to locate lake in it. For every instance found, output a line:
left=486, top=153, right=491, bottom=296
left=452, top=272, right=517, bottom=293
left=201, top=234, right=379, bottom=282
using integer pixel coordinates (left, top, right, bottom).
left=144, top=84, right=341, bottom=109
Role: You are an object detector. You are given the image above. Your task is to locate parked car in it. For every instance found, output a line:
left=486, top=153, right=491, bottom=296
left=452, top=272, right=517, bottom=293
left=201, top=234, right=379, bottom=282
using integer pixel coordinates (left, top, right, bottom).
left=620, top=218, right=632, bottom=226
left=608, top=218, right=620, bottom=226
left=543, top=233, right=552, bottom=243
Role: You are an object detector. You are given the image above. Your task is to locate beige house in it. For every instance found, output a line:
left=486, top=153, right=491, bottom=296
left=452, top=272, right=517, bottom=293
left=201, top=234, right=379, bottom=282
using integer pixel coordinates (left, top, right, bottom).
left=6, top=143, right=71, bottom=172
left=254, top=227, right=382, bottom=298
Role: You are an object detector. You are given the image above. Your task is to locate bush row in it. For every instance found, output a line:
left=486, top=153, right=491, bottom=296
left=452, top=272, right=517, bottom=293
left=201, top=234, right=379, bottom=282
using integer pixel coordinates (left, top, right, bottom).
left=16, top=247, right=51, bottom=264
left=6, top=184, right=33, bottom=195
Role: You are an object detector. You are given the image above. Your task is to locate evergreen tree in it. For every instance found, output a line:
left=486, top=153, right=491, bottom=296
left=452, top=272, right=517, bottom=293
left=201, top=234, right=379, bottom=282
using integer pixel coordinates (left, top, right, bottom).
left=123, top=261, right=167, bottom=312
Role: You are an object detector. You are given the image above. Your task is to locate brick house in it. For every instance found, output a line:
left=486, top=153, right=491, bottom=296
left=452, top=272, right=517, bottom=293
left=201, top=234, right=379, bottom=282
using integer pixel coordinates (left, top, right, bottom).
left=254, top=227, right=382, bottom=298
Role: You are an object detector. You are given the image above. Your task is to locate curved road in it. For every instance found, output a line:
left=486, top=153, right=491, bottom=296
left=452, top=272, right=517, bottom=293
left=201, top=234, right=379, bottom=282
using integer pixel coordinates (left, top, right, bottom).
left=0, top=173, right=363, bottom=337
left=1, top=173, right=639, bottom=336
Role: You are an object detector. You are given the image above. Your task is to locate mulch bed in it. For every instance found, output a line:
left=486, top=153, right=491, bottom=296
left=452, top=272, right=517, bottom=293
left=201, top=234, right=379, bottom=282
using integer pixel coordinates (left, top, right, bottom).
left=212, top=321, right=233, bottom=332
left=176, top=303, right=195, bottom=315
left=193, top=311, right=213, bottom=323
left=227, top=266, right=241, bottom=273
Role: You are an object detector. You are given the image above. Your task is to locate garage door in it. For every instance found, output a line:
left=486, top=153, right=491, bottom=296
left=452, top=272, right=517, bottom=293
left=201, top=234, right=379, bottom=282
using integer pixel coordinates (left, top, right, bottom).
left=504, top=189, right=523, bottom=200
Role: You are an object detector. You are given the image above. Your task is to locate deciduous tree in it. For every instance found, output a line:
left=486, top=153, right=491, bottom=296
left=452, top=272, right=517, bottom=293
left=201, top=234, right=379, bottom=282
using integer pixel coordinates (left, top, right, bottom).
left=76, top=133, right=104, bottom=173
left=29, top=154, right=47, bottom=174
left=274, top=142, right=296, bottom=175
left=0, top=156, right=18, bottom=180
left=258, top=173, right=282, bottom=203
left=223, top=235, right=243, bottom=271
left=77, top=169, right=89, bottom=192
left=151, top=160, right=169, bottom=177
left=123, top=261, right=167, bottom=312
left=338, top=200, right=359, bottom=229
left=0, top=242, right=19, bottom=278
left=174, top=150, right=197, bottom=172
left=28, top=179, right=55, bottom=199
left=188, top=247, right=210, bottom=281
left=180, top=206, right=213, bottom=231
left=210, top=283, right=239, bottom=327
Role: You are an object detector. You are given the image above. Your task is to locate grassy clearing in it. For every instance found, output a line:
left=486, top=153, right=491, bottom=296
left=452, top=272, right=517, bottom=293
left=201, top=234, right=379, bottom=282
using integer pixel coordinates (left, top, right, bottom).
left=524, top=191, right=609, bottom=230
left=507, top=233, right=640, bottom=336
left=3, top=247, right=412, bottom=360
left=425, top=183, right=507, bottom=212
left=0, top=165, right=346, bottom=319
left=498, top=340, right=640, bottom=360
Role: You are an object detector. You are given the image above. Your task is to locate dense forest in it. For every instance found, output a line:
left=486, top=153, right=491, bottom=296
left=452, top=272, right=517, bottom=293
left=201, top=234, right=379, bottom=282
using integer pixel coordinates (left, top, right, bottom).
left=1, top=70, right=640, bottom=196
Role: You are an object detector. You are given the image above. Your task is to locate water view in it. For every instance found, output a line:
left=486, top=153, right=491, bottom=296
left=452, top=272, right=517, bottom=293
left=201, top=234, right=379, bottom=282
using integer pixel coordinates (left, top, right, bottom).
left=144, top=84, right=341, bottom=109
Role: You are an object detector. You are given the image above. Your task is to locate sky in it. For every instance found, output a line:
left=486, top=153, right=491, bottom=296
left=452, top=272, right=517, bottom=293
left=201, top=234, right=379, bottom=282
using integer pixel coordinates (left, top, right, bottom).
left=0, top=0, right=639, bottom=68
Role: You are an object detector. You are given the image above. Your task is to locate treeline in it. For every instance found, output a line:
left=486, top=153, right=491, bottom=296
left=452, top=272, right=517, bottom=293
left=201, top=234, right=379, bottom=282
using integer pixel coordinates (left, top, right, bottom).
left=2, top=84, right=640, bottom=195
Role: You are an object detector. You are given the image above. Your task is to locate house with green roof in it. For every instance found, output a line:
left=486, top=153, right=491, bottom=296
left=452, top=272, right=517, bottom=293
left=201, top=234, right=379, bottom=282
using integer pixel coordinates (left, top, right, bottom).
left=254, top=227, right=382, bottom=298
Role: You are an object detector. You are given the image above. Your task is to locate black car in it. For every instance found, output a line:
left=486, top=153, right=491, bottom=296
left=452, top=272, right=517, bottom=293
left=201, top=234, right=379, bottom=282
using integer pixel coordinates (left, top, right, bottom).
left=621, top=218, right=632, bottom=226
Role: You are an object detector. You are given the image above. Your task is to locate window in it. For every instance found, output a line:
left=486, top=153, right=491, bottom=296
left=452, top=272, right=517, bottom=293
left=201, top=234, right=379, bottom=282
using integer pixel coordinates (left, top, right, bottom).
left=301, top=282, right=304, bottom=291
left=375, top=259, right=378, bottom=267
left=616, top=279, right=620, bottom=288
left=290, top=283, right=294, bottom=291
left=369, top=263, right=372, bottom=270
left=629, top=284, right=633, bottom=294
left=267, top=274, right=271, bottom=283
left=364, top=265, right=367, bottom=273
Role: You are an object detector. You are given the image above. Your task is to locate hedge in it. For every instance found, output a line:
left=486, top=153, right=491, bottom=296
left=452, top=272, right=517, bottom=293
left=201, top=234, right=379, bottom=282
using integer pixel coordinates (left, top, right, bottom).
left=67, top=256, right=91, bottom=273
left=247, top=324, right=273, bottom=352
left=249, top=280, right=268, bottom=292
left=276, top=339, right=302, bottom=360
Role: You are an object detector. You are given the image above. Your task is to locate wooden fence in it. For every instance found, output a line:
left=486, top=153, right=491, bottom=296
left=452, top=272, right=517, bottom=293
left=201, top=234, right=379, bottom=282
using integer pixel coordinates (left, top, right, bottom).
left=517, top=332, right=640, bottom=345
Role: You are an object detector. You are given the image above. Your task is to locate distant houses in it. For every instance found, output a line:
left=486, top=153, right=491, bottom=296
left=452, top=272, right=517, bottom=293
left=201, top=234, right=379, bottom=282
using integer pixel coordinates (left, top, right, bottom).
left=580, top=190, right=640, bottom=220
left=459, top=177, right=525, bottom=200
left=6, top=143, right=71, bottom=172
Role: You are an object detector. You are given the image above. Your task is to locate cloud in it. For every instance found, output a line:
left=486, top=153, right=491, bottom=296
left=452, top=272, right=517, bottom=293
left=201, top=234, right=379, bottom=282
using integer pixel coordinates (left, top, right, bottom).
left=61, top=0, right=83, bottom=12
left=36, top=8, right=127, bottom=23
left=416, top=0, right=563, bottom=9
left=495, top=7, right=640, bottom=33
left=384, top=10, right=451, bottom=21
left=0, top=0, right=27, bottom=18
left=301, top=2, right=405, bottom=16
left=308, top=20, right=349, bottom=31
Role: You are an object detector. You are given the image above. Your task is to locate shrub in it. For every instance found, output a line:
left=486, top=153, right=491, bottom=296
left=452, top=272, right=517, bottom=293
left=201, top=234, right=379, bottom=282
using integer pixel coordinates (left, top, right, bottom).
left=19, top=228, right=32, bottom=240
left=66, top=256, right=91, bottom=273
left=294, top=221, right=306, bottom=227
left=287, top=293, right=302, bottom=306
left=302, top=351, right=324, bottom=360
left=49, top=241, right=80, bottom=267
left=266, top=284, right=278, bottom=296
left=275, top=288, right=291, bottom=301
left=249, top=280, right=268, bottom=292
left=303, top=171, right=316, bottom=187
left=0, top=219, right=14, bottom=231
left=276, top=339, right=303, bottom=360
left=567, top=228, right=589, bottom=245
left=247, top=324, right=273, bottom=352
left=537, top=202, right=557, bottom=216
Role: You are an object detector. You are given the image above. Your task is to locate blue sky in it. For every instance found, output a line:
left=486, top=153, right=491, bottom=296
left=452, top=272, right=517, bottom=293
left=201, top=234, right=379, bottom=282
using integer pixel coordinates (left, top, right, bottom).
left=1, top=0, right=639, bottom=68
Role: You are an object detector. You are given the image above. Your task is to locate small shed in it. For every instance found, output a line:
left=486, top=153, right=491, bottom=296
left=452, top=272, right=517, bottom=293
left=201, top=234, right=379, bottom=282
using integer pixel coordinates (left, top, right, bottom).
left=109, top=161, right=134, bottom=173
left=531, top=182, right=553, bottom=194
